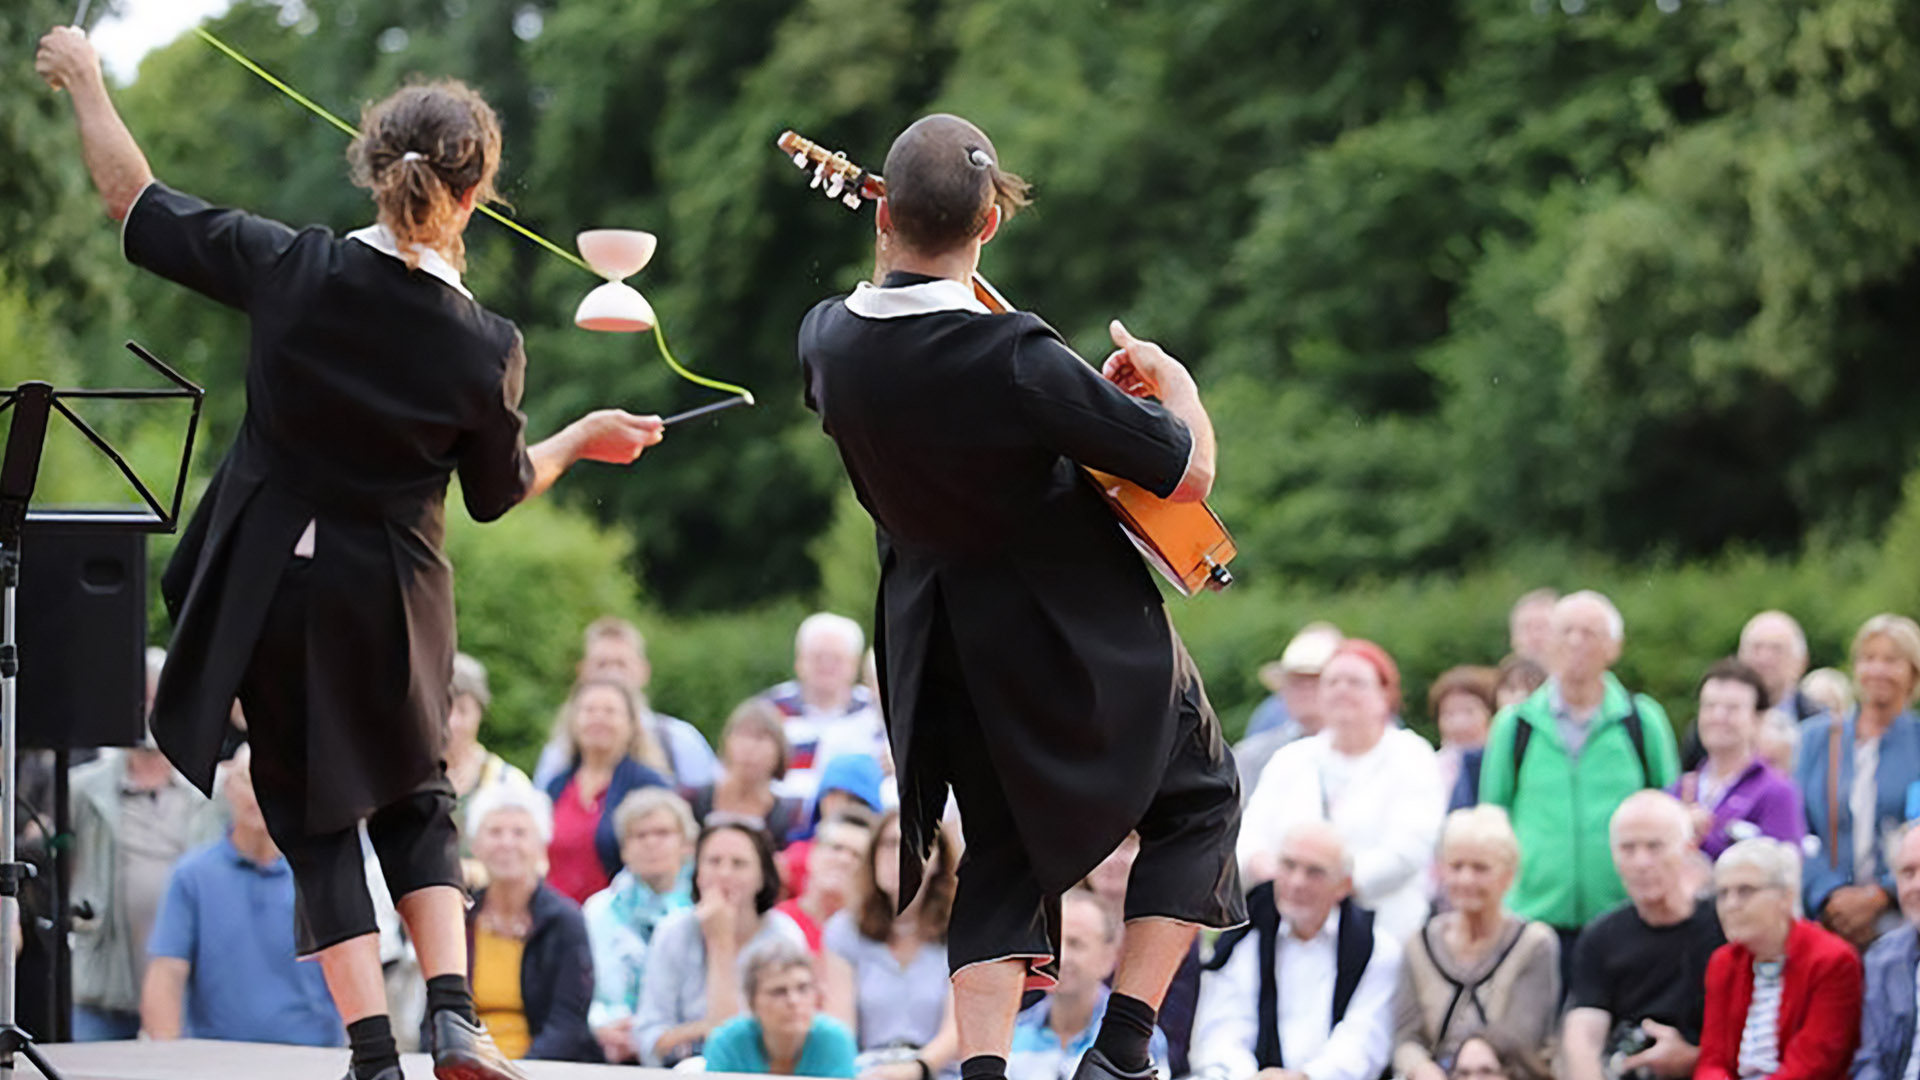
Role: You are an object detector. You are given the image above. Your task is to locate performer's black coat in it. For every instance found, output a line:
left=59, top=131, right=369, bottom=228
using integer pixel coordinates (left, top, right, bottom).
left=799, top=273, right=1195, bottom=899
left=125, top=182, right=534, bottom=834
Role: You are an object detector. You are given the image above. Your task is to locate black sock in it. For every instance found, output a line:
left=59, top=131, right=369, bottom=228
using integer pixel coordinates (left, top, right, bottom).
left=347, top=1015, right=399, bottom=1080
left=426, top=973, right=477, bottom=1025
left=961, top=1055, right=1008, bottom=1080
left=1093, top=992, right=1157, bottom=1073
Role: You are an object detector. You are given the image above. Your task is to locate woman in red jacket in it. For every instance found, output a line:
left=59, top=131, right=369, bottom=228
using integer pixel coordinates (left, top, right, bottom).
left=1697, top=838, right=1862, bottom=1080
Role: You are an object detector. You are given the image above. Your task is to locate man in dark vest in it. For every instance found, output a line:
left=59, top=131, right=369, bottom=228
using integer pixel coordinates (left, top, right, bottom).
left=1190, top=822, right=1402, bottom=1080
left=798, top=114, right=1245, bottom=1080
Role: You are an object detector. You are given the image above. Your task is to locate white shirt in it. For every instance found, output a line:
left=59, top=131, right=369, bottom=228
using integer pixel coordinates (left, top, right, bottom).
left=1189, top=908, right=1402, bottom=1080
left=1237, top=729, right=1445, bottom=942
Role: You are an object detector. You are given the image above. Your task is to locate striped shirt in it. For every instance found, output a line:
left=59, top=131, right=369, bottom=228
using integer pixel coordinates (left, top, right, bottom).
left=1737, top=959, right=1785, bottom=1078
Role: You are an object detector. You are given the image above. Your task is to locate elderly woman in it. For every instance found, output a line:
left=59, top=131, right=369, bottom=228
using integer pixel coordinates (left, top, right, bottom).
left=461, top=784, right=599, bottom=1062
left=1239, top=639, right=1447, bottom=941
left=705, top=938, right=859, bottom=1077
left=1696, top=839, right=1861, bottom=1080
left=822, top=810, right=960, bottom=1080
left=687, top=698, right=804, bottom=845
left=582, top=788, right=698, bottom=1063
left=1675, top=659, right=1806, bottom=860
left=544, top=678, right=672, bottom=904
left=1796, top=614, right=1920, bottom=948
left=1393, top=806, right=1559, bottom=1080
left=632, top=820, right=804, bottom=1066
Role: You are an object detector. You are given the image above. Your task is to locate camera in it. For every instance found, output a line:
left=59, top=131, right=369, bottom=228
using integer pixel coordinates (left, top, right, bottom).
left=1604, top=1022, right=1656, bottom=1080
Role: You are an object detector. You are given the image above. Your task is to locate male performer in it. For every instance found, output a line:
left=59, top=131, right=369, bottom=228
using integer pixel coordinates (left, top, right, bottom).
left=797, top=114, right=1244, bottom=1080
left=37, top=25, right=662, bottom=1080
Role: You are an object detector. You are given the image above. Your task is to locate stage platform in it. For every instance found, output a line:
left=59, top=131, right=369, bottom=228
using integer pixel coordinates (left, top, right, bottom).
left=22, top=1039, right=646, bottom=1079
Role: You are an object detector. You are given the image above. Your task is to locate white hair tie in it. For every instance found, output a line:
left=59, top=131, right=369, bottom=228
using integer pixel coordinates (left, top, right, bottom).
left=401, top=151, right=427, bottom=163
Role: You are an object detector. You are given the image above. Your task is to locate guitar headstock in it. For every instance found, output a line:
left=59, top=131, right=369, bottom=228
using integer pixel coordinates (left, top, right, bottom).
left=776, top=130, right=886, bottom=211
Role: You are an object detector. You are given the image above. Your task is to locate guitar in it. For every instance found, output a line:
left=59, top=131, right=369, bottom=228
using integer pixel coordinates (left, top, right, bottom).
left=776, top=130, right=1237, bottom=595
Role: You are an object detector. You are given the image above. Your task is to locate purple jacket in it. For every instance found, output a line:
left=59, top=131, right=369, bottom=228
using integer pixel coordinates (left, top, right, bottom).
left=1674, top=758, right=1806, bottom=859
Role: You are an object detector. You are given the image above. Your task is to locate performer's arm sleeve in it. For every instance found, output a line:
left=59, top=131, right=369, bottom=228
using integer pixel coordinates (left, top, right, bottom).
left=121, top=181, right=300, bottom=312
left=1299, top=935, right=1400, bottom=1080
left=1010, top=323, right=1193, bottom=499
left=456, top=329, right=536, bottom=522
left=1188, top=937, right=1261, bottom=1079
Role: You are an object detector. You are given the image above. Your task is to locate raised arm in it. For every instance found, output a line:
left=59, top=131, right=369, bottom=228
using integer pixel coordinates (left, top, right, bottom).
left=1102, top=320, right=1215, bottom=502
left=35, top=27, right=153, bottom=220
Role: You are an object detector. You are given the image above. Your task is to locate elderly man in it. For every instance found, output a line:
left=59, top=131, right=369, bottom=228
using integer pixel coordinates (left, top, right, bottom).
left=1738, top=611, right=1820, bottom=723
left=763, top=613, right=887, bottom=802
left=1010, top=891, right=1169, bottom=1080
left=1480, top=590, right=1680, bottom=953
left=1508, top=589, right=1557, bottom=665
left=1854, top=825, right=1920, bottom=1080
left=1561, top=792, right=1725, bottom=1080
left=1190, top=821, right=1401, bottom=1080
left=1236, top=623, right=1342, bottom=797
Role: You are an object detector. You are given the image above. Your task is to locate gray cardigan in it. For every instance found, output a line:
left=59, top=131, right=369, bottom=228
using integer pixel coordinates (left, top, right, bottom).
left=1391, top=912, right=1561, bottom=1080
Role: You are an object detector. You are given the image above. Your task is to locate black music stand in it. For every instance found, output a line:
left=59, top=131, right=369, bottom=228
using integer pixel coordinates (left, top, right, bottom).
left=0, top=342, right=201, bottom=1080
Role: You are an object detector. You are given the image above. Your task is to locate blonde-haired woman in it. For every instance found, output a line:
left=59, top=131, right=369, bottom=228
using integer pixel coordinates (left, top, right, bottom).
left=544, top=678, right=672, bottom=905
left=1393, top=806, right=1560, bottom=1080
left=1796, top=613, right=1920, bottom=948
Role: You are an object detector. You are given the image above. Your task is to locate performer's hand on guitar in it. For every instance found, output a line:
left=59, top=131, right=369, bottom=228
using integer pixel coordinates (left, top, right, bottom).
left=1101, top=319, right=1195, bottom=402
left=572, top=409, right=665, bottom=464
left=35, top=26, right=101, bottom=94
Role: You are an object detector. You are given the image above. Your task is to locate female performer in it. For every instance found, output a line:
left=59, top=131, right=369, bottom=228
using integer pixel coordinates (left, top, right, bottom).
left=37, top=25, right=663, bottom=1080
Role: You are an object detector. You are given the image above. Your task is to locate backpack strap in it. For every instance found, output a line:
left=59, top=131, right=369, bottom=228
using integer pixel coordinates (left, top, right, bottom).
left=1622, top=697, right=1652, bottom=787
left=1510, top=719, right=1532, bottom=793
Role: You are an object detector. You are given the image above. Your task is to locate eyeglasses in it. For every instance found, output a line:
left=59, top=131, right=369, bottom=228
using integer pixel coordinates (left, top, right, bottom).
left=1714, top=882, right=1783, bottom=904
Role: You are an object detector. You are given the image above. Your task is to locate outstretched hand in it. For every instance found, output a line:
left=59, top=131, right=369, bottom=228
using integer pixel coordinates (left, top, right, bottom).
left=35, top=26, right=101, bottom=94
left=574, top=409, right=665, bottom=465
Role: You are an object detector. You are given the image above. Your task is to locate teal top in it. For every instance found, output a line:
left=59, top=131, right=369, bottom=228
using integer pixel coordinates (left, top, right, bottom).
left=703, top=1014, right=858, bottom=1077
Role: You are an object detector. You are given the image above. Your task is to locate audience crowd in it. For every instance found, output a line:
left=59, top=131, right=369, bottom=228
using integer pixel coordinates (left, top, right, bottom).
left=52, top=593, right=1920, bottom=1080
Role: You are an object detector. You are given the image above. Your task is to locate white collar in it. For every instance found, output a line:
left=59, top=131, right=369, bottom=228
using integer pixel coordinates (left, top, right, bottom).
left=346, top=222, right=473, bottom=299
left=1280, top=907, right=1341, bottom=946
left=843, top=277, right=989, bottom=319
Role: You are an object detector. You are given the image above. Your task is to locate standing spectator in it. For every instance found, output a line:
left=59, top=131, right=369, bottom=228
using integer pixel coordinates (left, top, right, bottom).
left=1695, top=839, right=1860, bottom=1080
left=444, top=652, right=533, bottom=886
left=140, top=744, right=341, bottom=1045
left=1393, top=807, right=1559, bottom=1080
left=1190, top=821, right=1402, bottom=1080
left=774, top=815, right=873, bottom=954
left=704, top=938, right=859, bottom=1078
left=1853, top=825, right=1920, bottom=1080
left=1235, top=623, right=1343, bottom=795
left=71, top=740, right=218, bottom=1040
left=686, top=698, right=805, bottom=845
left=1738, top=611, right=1820, bottom=723
left=1508, top=589, right=1558, bottom=665
left=1561, top=792, right=1724, bottom=1080
left=1008, top=890, right=1169, bottom=1080
left=532, top=617, right=720, bottom=790
left=1797, top=614, right=1920, bottom=949
left=1428, top=666, right=1496, bottom=812
left=763, top=613, right=885, bottom=802
left=822, top=810, right=960, bottom=1080
left=543, top=678, right=671, bottom=904
left=633, top=821, right=804, bottom=1066
left=1479, top=590, right=1681, bottom=953
left=1492, top=657, right=1547, bottom=712
left=1674, top=659, right=1806, bottom=860
left=1239, top=640, right=1446, bottom=941
left=462, top=784, right=599, bottom=1062
left=583, top=788, right=698, bottom=1063
left=1084, top=835, right=1203, bottom=1077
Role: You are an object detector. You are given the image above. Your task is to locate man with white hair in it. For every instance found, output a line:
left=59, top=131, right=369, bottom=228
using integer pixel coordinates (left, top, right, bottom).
left=1854, top=824, right=1920, bottom=1080
left=1189, top=821, right=1401, bottom=1080
left=1480, top=590, right=1680, bottom=951
left=762, top=612, right=886, bottom=801
left=1561, top=792, right=1724, bottom=1080
left=1737, top=611, right=1820, bottom=723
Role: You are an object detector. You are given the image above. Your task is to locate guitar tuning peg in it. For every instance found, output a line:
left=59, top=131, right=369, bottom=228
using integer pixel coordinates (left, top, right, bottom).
left=841, top=191, right=861, bottom=210
left=793, top=151, right=809, bottom=169
left=810, top=163, right=826, bottom=190
left=825, top=174, right=845, bottom=199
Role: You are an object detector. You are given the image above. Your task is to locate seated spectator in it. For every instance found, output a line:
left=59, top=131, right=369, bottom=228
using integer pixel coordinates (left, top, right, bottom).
left=1492, top=656, right=1547, bottom=711
left=1190, top=821, right=1402, bottom=1080
left=1799, top=614, right=1920, bottom=948
left=1009, top=888, right=1168, bottom=1080
left=634, top=820, right=803, bottom=1066
left=1696, top=838, right=1860, bottom=1080
left=822, top=810, right=959, bottom=1080
left=140, top=745, right=340, bottom=1045
left=583, top=788, right=698, bottom=1063
left=1448, top=1035, right=1514, bottom=1080
left=1235, top=623, right=1342, bottom=797
left=444, top=652, right=533, bottom=888
left=1561, top=791, right=1725, bottom=1080
left=687, top=698, right=805, bottom=845
left=781, top=754, right=885, bottom=895
left=1428, top=666, right=1496, bottom=812
left=462, top=784, right=598, bottom=1062
left=1393, top=807, right=1558, bottom=1080
left=764, top=613, right=885, bottom=802
left=533, top=616, right=719, bottom=789
left=1508, top=589, right=1558, bottom=666
left=1674, top=659, right=1806, bottom=860
left=1853, top=824, right=1920, bottom=1080
left=1084, top=834, right=1202, bottom=1077
left=705, top=938, right=859, bottom=1078
left=1240, top=640, right=1445, bottom=941
left=774, top=814, right=873, bottom=954
left=1798, top=667, right=1854, bottom=721
left=543, top=677, right=671, bottom=904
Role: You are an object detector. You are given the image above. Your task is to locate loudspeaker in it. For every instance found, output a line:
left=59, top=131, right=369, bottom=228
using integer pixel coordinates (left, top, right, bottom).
left=15, top=521, right=146, bottom=750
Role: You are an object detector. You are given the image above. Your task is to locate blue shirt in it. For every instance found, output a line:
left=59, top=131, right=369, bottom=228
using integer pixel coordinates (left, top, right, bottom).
left=703, top=1014, right=859, bottom=1077
left=147, top=835, right=341, bottom=1046
left=1009, top=986, right=1168, bottom=1080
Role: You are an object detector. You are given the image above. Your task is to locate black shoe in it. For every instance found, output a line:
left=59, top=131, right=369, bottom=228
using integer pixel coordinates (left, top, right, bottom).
left=1071, top=1047, right=1157, bottom=1080
left=341, top=1068, right=404, bottom=1080
left=429, top=1011, right=531, bottom=1080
